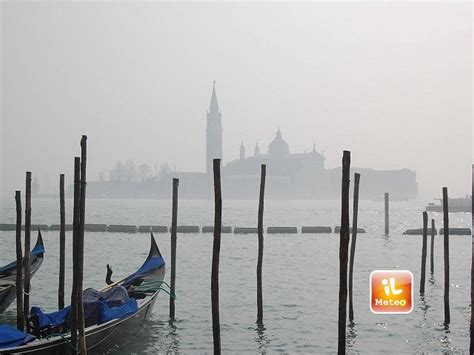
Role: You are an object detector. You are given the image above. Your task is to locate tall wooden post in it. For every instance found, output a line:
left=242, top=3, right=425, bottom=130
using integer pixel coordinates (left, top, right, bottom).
left=348, top=172, right=360, bottom=322
left=58, top=174, right=66, bottom=310
left=430, top=219, right=435, bottom=275
left=257, top=164, right=266, bottom=324
left=384, top=192, right=389, bottom=236
left=23, top=171, right=32, bottom=324
left=338, top=151, right=350, bottom=355
left=442, top=187, right=450, bottom=324
left=70, top=157, right=81, bottom=349
left=420, top=211, right=428, bottom=294
left=169, top=178, right=179, bottom=320
left=470, top=209, right=473, bottom=353
left=77, top=135, right=87, bottom=354
left=211, top=158, right=222, bottom=354
left=15, top=191, right=24, bottom=331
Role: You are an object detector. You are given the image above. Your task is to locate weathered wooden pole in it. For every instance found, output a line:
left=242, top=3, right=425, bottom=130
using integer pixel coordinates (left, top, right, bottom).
left=338, top=151, right=350, bottom=355
left=419, top=211, right=428, bottom=294
left=70, top=157, right=80, bottom=349
left=384, top=192, right=389, bottom=236
left=211, top=158, right=222, bottom=354
left=15, top=191, right=24, bottom=331
left=77, top=135, right=87, bottom=354
left=256, top=164, right=266, bottom=324
left=23, top=171, right=32, bottom=324
left=169, top=178, right=179, bottom=320
left=58, top=174, right=66, bottom=310
left=348, top=172, right=360, bottom=322
left=442, top=187, right=450, bottom=324
left=430, top=219, right=435, bottom=275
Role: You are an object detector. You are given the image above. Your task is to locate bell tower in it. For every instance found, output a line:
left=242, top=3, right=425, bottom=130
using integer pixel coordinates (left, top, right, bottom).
left=206, top=81, right=223, bottom=174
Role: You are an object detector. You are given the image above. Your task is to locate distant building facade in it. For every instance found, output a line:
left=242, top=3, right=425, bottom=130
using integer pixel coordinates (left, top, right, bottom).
left=87, top=82, right=418, bottom=199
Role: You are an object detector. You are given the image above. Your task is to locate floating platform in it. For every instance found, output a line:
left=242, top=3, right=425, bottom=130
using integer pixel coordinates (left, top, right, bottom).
left=21, top=224, right=49, bottom=231
left=0, top=224, right=16, bottom=231
left=84, top=224, right=107, bottom=232
left=234, top=227, right=258, bottom=234
left=138, top=225, right=168, bottom=233
left=334, top=226, right=366, bottom=233
left=301, top=226, right=332, bottom=233
left=439, top=228, right=471, bottom=235
left=403, top=228, right=437, bottom=235
left=202, top=226, right=232, bottom=233
left=267, top=227, right=297, bottom=234
left=176, top=225, right=200, bottom=233
left=49, top=224, right=73, bottom=231
left=108, top=225, right=137, bottom=233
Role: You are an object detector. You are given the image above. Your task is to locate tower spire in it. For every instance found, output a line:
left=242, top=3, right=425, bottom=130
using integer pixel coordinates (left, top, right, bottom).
left=209, top=80, right=219, bottom=113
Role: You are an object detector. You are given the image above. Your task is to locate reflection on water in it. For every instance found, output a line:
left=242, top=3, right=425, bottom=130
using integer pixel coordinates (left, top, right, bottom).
left=347, top=321, right=358, bottom=350
left=254, top=322, right=270, bottom=353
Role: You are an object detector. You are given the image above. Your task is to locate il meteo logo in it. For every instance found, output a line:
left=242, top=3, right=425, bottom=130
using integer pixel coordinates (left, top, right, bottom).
left=370, top=270, right=413, bottom=314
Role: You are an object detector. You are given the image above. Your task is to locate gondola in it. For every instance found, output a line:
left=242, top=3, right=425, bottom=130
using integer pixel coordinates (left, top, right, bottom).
left=0, top=233, right=167, bottom=354
left=0, top=230, right=45, bottom=313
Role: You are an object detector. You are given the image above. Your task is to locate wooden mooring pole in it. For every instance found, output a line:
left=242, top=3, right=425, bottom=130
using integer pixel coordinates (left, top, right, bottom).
left=430, top=219, right=435, bottom=275
left=169, top=178, right=179, bottom=320
left=58, top=174, right=66, bottom=310
left=15, top=191, right=24, bottom=331
left=70, top=157, right=81, bottom=349
left=442, top=187, right=450, bottom=325
left=338, top=151, right=350, bottom=355
left=211, top=158, right=222, bottom=354
left=77, top=135, right=87, bottom=354
left=23, top=171, right=32, bottom=325
left=348, top=172, right=360, bottom=322
left=384, top=192, right=389, bottom=236
left=419, top=211, right=428, bottom=294
left=257, top=164, right=266, bottom=324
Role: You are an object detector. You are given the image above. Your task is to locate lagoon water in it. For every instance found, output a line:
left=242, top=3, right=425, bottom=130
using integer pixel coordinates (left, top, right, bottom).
left=0, top=197, right=471, bottom=353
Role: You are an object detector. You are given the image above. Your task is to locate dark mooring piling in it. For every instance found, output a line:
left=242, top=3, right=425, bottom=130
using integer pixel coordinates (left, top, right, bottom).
left=442, top=187, right=450, bottom=325
left=15, top=191, right=24, bottom=331
left=23, top=172, right=32, bottom=325
left=211, top=159, right=222, bottom=354
left=71, top=157, right=81, bottom=349
left=348, top=172, right=360, bottom=322
left=338, top=151, right=350, bottom=355
left=430, top=219, right=435, bottom=275
left=59, top=173, right=66, bottom=310
left=257, top=164, right=266, bottom=324
left=420, top=211, right=428, bottom=294
left=384, top=192, right=389, bottom=236
left=77, top=136, right=87, bottom=354
left=169, top=178, right=179, bottom=320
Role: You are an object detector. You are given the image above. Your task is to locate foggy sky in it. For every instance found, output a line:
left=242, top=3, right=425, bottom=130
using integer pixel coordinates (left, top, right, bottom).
left=1, top=1, right=472, bottom=199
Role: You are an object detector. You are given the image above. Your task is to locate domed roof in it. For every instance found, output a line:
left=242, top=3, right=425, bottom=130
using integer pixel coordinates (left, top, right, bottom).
left=268, top=129, right=289, bottom=156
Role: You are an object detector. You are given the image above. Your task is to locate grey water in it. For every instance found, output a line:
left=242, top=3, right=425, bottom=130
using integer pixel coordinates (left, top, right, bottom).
left=0, top=198, right=471, bottom=353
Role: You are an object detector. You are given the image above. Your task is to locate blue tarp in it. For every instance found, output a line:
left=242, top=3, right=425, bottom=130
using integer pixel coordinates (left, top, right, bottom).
left=0, top=324, right=36, bottom=349
left=97, top=298, right=138, bottom=324
left=30, top=306, right=70, bottom=328
left=0, top=244, right=45, bottom=274
left=122, top=256, right=164, bottom=287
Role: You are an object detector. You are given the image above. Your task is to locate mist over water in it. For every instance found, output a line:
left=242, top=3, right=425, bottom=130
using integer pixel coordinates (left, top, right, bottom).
left=0, top=198, right=471, bottom=352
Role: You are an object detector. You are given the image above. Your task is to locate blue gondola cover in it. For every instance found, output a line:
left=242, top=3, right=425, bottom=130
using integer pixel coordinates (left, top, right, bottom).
left=30, top=306, right=70, bottom=328
left=97, top=298, right=138, bottom=324
left=0, top=324, right=36, bottom=349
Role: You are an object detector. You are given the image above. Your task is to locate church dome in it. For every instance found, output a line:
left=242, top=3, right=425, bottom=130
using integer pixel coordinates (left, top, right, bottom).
left=268, top=129, right=290, bottom=156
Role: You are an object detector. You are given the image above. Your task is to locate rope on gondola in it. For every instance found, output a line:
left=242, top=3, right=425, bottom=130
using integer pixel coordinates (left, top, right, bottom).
left=136, top=280, right=176, bottom=299
left=46, top=333, right=77, bottom=353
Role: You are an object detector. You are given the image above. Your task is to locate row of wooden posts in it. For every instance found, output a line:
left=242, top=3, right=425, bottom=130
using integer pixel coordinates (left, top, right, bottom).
left=13, top=136, right=88, bottom=354
left=9, top=143, right=467, bottom=354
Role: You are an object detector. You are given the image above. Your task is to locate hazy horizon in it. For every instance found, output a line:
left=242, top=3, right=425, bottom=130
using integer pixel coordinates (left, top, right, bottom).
left=1, top=1, right=472, bottom=200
